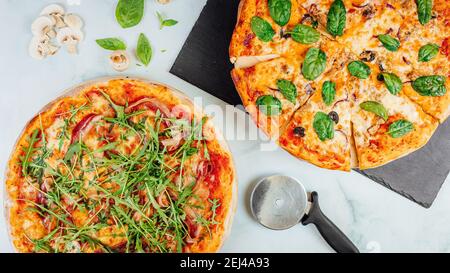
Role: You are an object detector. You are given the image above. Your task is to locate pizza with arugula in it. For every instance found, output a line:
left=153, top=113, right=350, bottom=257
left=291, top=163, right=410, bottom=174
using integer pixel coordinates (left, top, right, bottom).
left=230, top=0, right=448, bottom=170
left=5, top=78, right=236, bottom=253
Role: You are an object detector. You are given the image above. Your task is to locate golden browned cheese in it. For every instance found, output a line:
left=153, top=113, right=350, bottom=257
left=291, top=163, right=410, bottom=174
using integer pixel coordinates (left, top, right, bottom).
left=5, top=79, right=236, bottom=253
left=230, top=0, right=449, bottom=170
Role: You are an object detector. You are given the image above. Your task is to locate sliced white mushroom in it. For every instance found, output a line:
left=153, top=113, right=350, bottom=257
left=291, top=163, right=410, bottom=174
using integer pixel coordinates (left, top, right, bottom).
left=109, top=50, right=130, bottom=72
left=31, top=16, right=56, bottom=38
left=64, top=14, right=83, bottom=30
left=40, top=4, right=66, bottom=28
left=29, top=36, right=59, bottom=60
left=56, top=27, right=83, bottom=54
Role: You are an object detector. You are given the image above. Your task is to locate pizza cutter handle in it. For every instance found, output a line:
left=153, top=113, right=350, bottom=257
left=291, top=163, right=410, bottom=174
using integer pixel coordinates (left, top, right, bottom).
left=301, top=191, right=359, bottom=253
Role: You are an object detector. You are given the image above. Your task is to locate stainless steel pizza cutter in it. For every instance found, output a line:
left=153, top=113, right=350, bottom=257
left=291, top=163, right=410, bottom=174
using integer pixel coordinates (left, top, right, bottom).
left=250, top=175, right=359, bottom=253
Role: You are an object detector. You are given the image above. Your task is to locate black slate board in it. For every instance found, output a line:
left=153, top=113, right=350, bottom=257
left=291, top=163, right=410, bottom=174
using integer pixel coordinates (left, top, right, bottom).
left=170, top=0, right=450, bottom=208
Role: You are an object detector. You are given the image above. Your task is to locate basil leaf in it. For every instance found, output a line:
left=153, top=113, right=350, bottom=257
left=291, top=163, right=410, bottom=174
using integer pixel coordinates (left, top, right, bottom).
left=96, top=38, right=127, bottom=50
left=378, top=34, right=400, bottom=52
left=289, top=24, right=320, bottom=44
left=360, top=101, right=388, bottom=121
left=416, top=0, right=433, bottom=25
left=277, top=79, right=297, bottom=103
left=326, top=0, right=346, bottom=37
left=162, top=19, right=178, bottom=27
left=157, top=11, right=178, bottom=29
left=268, top=0, right=292, bottom=27
left=378, top=72, right=403, bottom=95
left=387, top=120, right=414, bottom=138
left=412, top=75, right=447, bottom=97
left=302, top=48, right=327, bottom=80
left=251, top=16, right=275, bottom=42
left=418, top=43, right=440, bottom=62
left=313, top=112, right=334, bottom=141
left=256, top=95, right=282, bottom=116
left=115, top=0, right=145, bottom=28
left=322, top=81, right=336, bottom=106
left=136, top=33, right=152, bottom=66
left=348, top=61, right=371, bottom=79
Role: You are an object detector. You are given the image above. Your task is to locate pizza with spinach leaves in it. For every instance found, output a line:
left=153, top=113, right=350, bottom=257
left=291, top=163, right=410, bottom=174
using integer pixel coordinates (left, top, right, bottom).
left=5, top=78, right=236, bottom=253
left=230, top=0, right=448, bottom=170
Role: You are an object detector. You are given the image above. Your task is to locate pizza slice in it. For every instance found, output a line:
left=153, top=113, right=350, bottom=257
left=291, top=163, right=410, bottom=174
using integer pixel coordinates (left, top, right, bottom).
left=278, top=45, right=354, bottom=171
left=230, top=0, right=322, bottom=68
left=299, top=0, right=378, bottom=41
left=231, top=56, right=311, bottom=138
left=392, top=0, right=450, bottom=122
left=349, top=63, right=439, bottom=169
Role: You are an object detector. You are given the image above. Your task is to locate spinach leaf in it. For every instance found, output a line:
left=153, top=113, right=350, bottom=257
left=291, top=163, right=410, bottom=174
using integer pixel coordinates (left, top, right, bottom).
left=115, top=0, right=145, bottom=28
left=302, top=48, right=327, bottom=80
left=277, top=79, right=297, bottom=103
left=418, top=43, right=440, bottom=62
left=360, top=101, right=388, bottom=121
left=322, top=81, right=336, bottom=106
left=378, top=34, right=400, bottom=52
left=387, top=120, right=414, bottom=138
left=256, top=95, right=282, bottom=116
left=416, top=0, right=433, bottom=25
left=326, top=0, right=346, bottom=37
left=348, top=61, right=371, bottom=79
left=96, top=38, right=127, bottom=50
left=136, top=33, right=152, bottom=66
left=313, top=112, right=334, bottom=141
left=288, top=24, right=320, bottom=44
left=412, top=75, right=447, bottom=97
left=251, top=16, right=275, bottom=42
left=378, top=72, right=403, bottom=95
left=268, top=0, right=291, bottom=27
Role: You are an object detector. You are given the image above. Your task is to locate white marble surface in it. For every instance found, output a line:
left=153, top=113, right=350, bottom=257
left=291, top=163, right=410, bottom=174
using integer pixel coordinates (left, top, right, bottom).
left=1, top=0, right=449, bottom=253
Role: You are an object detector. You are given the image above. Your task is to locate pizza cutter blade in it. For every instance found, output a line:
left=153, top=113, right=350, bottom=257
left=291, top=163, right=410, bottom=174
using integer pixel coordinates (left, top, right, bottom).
left=250, top=175, right=359, bottom=253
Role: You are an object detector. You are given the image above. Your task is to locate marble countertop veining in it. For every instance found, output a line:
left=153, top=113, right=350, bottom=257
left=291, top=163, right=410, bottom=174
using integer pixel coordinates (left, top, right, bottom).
left=0, top=0, right=449, bottom=253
